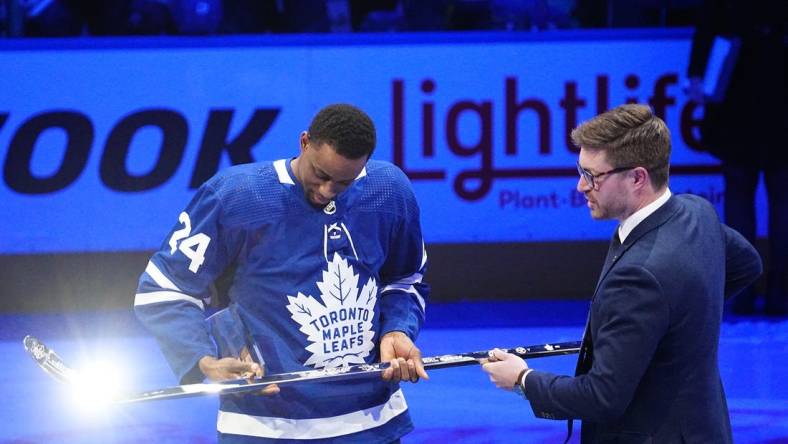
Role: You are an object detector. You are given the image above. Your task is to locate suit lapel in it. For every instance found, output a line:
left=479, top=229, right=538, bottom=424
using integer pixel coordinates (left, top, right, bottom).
left=576, top=196, right=681, bottom=378
left=592, top=196, right=681, bottom=297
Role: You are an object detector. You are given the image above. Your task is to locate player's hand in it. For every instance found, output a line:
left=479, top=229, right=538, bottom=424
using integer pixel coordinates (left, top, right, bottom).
left=481, top=348, right=528, bottom=390
left=198, top=347, right=279, bottom=396
left=379, top=331, right=429, bottom=383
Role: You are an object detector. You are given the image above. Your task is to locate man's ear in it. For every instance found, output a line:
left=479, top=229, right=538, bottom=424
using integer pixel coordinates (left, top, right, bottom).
left=299, top=131, right=310, bottom=152
left=632, top=167, right=650, bottom=189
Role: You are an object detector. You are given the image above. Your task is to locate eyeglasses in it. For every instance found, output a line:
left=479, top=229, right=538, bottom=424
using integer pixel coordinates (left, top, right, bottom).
left=576, top=161, right=636, bottom=189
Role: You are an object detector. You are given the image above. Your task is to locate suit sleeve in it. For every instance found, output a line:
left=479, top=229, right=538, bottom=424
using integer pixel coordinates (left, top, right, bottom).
left=722, top=224, right=762, bottom=299
left=134, top=182, right=243, bottom=384
left=377, top=182, right=429, bottom=341
left=524, top=265, right=669, bottom=422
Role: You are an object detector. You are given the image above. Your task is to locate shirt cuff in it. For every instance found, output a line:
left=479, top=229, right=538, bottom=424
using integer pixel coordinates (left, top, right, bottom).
left=518, top=368, right=534, bottom=397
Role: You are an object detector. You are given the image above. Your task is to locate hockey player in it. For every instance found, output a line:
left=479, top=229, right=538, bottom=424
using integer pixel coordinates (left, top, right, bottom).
left=134, top=104, right=429, bottom=443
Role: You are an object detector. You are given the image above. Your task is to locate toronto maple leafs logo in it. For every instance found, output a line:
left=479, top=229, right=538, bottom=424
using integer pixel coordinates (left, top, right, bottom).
left=286, top=253, right=377, bottom=368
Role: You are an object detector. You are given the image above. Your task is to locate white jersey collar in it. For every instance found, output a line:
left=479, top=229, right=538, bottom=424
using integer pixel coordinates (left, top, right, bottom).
left=273, top=159, right=367, bottom=186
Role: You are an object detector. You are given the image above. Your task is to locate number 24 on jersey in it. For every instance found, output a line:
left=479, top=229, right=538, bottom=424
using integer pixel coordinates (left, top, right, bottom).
left=168, top=212, right=211, bottom=273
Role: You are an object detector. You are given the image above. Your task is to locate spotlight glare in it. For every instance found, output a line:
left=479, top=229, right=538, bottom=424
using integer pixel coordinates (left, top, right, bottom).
left=69, top=360, right=126, bottom=414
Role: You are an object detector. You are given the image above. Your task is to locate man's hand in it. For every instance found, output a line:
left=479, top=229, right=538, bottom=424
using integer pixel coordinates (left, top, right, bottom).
left=379, top=331, right=429, bottom=383
left=481, top=348, right=528, bottom=390
left=198, top=347, right=279, bottom=396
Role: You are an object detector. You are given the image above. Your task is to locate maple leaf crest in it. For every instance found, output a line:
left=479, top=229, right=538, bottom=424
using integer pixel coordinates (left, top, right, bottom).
left=286, top=253, right=377, bottom=368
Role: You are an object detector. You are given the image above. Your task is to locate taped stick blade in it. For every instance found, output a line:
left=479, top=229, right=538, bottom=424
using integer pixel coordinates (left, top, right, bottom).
left=23, top=335, right=78, bottom=384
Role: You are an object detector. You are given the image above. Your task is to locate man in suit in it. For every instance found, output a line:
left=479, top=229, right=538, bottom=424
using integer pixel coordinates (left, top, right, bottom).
left=482, top=104, right=762, bottom=443
left=686, top=0, right=786, bottom=316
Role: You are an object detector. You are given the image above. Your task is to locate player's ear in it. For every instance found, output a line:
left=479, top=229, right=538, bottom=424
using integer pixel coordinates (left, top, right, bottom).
left=299, top=131, right=310, bottom=152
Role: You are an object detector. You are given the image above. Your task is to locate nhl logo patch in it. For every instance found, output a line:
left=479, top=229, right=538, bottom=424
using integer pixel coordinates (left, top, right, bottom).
left=323, top=200, right=336, bottom=215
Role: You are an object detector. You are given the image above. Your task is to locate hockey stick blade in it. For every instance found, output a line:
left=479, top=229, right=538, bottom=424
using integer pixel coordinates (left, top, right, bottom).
left=24, top=335, right=580, bottom=404
left=23, top=335, right=81, bottom=385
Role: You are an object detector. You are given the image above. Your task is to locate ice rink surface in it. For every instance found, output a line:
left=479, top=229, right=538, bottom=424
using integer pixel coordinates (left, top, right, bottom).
left=2, top=301, right=786, bottom=444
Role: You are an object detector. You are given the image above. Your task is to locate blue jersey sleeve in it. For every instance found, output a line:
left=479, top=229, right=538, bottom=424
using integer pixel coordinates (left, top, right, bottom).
left=134, top=180, right=244, bottom=384
left=377, top=170, right=429, bottom=341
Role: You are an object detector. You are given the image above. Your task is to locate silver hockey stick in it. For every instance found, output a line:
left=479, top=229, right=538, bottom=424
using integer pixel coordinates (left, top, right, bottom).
left=23, top=335, right=580, bottom=404
left=23, top=335, right=79, bottom=384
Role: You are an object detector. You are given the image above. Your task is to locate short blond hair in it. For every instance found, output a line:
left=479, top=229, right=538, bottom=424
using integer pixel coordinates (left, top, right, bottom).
left=571, top=104, right=671, bottom=189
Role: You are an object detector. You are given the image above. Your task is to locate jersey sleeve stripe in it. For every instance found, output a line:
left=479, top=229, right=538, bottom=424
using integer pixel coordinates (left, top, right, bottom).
left=381, top=284, right=426, bottom=312
left=384, top=272, right=424, bottom=287
left=145, top=260, right=182, bottom=291
left=134, top=290, right=205, bottom=310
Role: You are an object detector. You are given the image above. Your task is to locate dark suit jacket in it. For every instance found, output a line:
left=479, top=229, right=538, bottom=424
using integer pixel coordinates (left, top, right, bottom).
left=524, top=194, right=762, bottom=443
left=688, top=0, right=785, bottom=168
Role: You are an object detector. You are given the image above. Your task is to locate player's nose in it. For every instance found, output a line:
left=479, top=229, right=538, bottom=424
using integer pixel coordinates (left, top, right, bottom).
left=319, top=182, right=342, bottom=200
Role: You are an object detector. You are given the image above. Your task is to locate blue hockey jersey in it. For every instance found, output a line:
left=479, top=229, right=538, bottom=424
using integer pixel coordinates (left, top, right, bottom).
left=134, top=159, right=429, bottom=443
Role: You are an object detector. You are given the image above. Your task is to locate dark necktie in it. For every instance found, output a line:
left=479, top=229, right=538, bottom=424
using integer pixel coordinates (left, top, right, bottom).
left=577, top=228, right=621, bottom=374
left=565, top=229, right=622, bottom=443
left=602, top=229, right=622, bottom=273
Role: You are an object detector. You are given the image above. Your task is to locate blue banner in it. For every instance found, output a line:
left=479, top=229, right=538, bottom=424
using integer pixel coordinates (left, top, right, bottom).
left=0, top=31, right=764, bottom=253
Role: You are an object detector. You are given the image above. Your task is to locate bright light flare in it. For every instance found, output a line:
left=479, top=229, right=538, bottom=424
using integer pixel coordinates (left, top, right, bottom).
left=68, top=360, right=127, bottom=414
